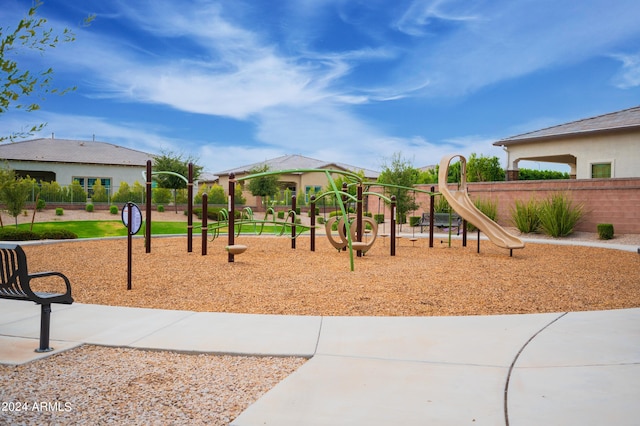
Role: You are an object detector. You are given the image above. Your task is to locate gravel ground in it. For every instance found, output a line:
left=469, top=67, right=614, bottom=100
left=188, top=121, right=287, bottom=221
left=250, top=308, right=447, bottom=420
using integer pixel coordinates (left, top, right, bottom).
left=2, top=208, right=639, bottom=425
left=0, top=346, right=305, bottom=425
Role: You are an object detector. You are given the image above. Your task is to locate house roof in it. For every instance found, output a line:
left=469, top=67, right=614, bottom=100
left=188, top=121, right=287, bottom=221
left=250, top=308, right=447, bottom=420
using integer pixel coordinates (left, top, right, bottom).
left=0, top=138, right=155, bottom=166
left=216, top=154, right=380, bottom=179
left=494, top=105, right=640, bottom=146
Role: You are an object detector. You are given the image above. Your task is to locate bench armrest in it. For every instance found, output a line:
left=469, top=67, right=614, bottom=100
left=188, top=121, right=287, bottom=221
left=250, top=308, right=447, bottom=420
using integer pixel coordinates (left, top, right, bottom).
left=25, top=271, right=73, bottom=301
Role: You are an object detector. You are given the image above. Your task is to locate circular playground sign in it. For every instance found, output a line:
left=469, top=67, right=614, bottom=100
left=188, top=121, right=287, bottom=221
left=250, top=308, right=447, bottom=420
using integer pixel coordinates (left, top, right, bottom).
left=121, top=202, right=143, bottom=235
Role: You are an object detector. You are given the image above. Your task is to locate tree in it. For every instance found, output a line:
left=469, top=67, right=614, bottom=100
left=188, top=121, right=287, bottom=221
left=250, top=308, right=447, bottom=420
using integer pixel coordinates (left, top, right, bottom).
left=1, top=1, right=94, bottom=141
left=377, top=152, right=420, bottom=226
left=518, top=168, right=570, bottom=180
left=247, top=164, right=280, bottom=207
left=0, top=168, right=32, bottom=227
left=153, top=151, right=202, bottom=213
left=466, top=153, right=505, bottom=182
left=90, top=179, right=108, bottom=203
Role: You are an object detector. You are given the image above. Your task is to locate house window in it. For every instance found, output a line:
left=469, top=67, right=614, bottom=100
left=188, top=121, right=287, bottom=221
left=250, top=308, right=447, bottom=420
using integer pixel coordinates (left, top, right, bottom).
left=73, top=177, right=112, bottom=196
left=305, top=185, right=322, bottom=203
left=591, top=163, right=611, bottom=179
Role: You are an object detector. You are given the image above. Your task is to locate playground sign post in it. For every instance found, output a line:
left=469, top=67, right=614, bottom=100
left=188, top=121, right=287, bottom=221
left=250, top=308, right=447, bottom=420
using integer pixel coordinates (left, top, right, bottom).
left=122, top=202, right=142, bottom=290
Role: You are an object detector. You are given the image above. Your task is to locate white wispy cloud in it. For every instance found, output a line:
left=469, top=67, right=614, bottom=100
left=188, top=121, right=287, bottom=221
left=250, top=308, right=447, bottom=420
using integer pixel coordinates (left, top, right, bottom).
left=611, top=53, right=640, bottom=89
left=391, top=0, right=640, bottom=97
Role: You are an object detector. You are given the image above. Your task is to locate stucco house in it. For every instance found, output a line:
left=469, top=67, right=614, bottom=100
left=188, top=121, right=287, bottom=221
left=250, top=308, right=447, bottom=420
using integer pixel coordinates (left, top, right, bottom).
left=216, top=154, right=380, bottom=207
left=0, top=137, right=155, bottom=194
left=493, top=106, right=640, bottom=180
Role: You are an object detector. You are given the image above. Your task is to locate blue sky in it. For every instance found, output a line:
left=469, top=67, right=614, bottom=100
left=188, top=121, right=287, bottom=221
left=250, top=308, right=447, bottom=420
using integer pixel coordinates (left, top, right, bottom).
left=2, top=0, right=639, bottom=174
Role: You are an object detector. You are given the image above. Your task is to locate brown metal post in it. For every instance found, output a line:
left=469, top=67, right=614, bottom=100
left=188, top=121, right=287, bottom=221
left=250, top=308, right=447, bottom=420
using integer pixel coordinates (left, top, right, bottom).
left=291, top=195, right=296, bottom=249
left=187, top=163, right=193, bottom=252
left=462, top=220, right=467, bottom=247
left=429, top=186, right=435, bottom=248
left=341, top=182, right=348, bottom=252
left=145, top=160, right=152, bottom=253
left=356, top=184, right=363, bottom=257
left=390, top=195, right=396, bottom=256
left=228, top=173, right=235, bottom=262
left=310, top=195, right=316, bottom=252
left=127, top=202, right=133, bottom=289
left=201, top=194, right=208, bottom=255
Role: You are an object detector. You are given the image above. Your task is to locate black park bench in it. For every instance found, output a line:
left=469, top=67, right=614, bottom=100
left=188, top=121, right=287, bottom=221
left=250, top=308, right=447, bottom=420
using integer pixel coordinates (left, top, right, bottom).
left=0, top=244, right=73, bottom=352
left=419, top=212, right=462, bottom=235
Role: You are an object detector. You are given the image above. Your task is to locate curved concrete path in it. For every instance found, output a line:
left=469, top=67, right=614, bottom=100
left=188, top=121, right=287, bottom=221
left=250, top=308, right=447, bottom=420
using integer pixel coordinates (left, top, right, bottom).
left=2, top=235, right=639, bottom=424
left=1, top=299, right=639, bottom=425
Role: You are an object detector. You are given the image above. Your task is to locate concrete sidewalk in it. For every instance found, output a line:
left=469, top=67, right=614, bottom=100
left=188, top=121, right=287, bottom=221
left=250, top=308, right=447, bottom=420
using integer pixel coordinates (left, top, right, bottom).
left=1, top=299, right=638, bottom=425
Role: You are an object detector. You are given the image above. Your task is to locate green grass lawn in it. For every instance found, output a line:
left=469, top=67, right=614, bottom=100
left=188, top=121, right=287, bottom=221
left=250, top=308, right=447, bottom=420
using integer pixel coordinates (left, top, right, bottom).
left=16, top=220, right=310, bottom=239
left=18, top=220, right=188, bottom=239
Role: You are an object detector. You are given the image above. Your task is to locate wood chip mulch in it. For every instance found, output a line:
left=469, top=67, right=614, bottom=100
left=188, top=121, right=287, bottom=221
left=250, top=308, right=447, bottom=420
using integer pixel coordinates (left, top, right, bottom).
left=23, top=235, right=640, bottom=316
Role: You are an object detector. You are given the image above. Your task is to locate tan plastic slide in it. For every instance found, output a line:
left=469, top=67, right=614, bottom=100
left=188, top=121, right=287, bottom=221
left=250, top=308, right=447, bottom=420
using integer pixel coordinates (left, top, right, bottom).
left=438, top=154, right=525, bottom=250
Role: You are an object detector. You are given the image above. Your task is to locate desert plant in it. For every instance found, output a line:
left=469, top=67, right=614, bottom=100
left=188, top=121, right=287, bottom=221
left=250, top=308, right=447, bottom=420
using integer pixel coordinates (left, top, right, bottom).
left=109, top=205, right=118, bottom=214
left=538, top=192, right=583, bottom=237
left=434, top=195, right=451, bottom=213
left=56, top=207, right=64, bottom=216
left=467, top=197, right=498, bottom=231
left=85, top=203, right=94, bottom=212
left=597, top=223, right=614, bottom=240
left=511, top=198, right=542, bottom=233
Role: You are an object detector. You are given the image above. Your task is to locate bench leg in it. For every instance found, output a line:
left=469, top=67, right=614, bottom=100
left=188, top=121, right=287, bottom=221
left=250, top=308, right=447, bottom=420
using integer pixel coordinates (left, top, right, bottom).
left=36, top=303, right=53, bottom=353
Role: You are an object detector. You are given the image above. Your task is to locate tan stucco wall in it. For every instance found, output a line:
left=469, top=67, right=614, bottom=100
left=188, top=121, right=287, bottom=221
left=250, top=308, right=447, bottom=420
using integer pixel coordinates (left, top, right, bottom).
left=6, top=160, right=146, bottom=187
left=219, top=168, right=354, bottom=209
left=503, top=130, right=640, bottom=179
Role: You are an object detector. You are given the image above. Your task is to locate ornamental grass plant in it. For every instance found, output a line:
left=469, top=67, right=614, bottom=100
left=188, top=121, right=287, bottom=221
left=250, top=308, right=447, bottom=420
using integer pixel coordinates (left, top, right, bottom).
left=511, top=197, right=542, bottom=233
left=538, top=192, right=584, bottom=237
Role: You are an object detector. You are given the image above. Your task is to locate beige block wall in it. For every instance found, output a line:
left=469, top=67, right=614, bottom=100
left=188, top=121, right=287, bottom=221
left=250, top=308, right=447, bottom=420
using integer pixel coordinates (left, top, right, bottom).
left=371, top=178, right=640, bottom=234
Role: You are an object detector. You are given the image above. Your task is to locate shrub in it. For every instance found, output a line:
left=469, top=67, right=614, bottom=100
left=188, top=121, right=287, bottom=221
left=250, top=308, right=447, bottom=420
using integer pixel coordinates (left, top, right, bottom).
left=157, top=205, right=165, bottom=212
left=317, top=216, right=325, bottom=225
left=511, top=198, right=541, bottom=233
left=467, top=198, right=498, bottom=232
left=0, top=228, right=78, bottom=241
left=39, top=229, right=78, bottom=240
left=277, top=211, right=285, bottom=219
left=0, top=228, right=40, bottom=241
left=192, top=207, right=224, bottom=221
left=112, top=182, right=131, bottom=203
left=434, top=196, right=451, bottom=213
left=36, top=198, right=46, bottom=211
left=308, top=207, right=320, bottom=217
left=109, top=205, right=118, bottom=214
left=55, top=208, right=64, bottom=216
left=597, top=223, right=614, bottom=240
left=90, top=180, right=108, bottom=203
left=152, top=188, right=172, bottom=205
left=66, top=180, right=87, bottom=203
left=409, top=216, right=421, bottom=227
left=539, top=192, right=583, bottom=237
left=373, top=214, right=385, bottom=224
left=85, top=203, right=94, bottom=212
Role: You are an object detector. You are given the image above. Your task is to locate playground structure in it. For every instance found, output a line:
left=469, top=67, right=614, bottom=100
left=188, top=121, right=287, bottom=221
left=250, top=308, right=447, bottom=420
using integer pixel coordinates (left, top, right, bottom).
left=438, top=155, right=524, bottom=253
left=139, top=155, right=524, bottom=272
